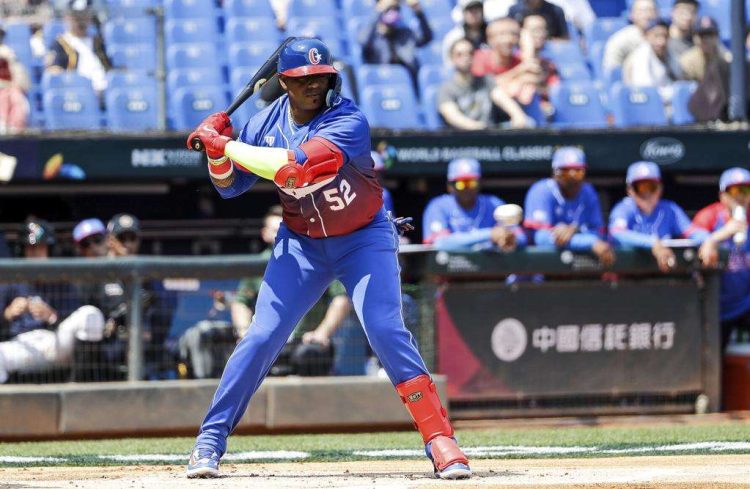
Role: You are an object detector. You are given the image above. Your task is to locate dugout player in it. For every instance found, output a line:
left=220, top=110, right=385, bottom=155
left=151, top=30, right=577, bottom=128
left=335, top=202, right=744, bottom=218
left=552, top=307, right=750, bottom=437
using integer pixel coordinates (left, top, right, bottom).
left=185, top=38, right=471, bottom=480
left=524, top=146, right=615, bottom=266
left=609, top=161, right=708, bottom=272
left=422, top=157, right=525, bottom=251
left=692, top=167, right=750, bottom=349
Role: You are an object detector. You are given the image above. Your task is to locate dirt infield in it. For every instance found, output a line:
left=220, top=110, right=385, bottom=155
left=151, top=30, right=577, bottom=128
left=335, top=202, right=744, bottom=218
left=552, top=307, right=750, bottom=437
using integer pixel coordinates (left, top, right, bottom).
left=2, top=455, right=749, bottom=488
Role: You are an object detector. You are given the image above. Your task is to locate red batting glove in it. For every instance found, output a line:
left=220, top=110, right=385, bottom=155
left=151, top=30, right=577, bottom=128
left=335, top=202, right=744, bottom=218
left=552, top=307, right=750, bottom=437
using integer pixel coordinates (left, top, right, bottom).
left=187, top=126, right=231, bottom=159
left=274, top=158, right=341, bottom=188
left=202, top=112, right=232, bottom=135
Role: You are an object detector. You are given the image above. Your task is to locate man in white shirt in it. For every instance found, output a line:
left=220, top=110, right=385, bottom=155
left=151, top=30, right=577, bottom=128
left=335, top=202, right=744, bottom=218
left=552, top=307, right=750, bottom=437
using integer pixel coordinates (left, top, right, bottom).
left=603, top=0, right=657, bottom=74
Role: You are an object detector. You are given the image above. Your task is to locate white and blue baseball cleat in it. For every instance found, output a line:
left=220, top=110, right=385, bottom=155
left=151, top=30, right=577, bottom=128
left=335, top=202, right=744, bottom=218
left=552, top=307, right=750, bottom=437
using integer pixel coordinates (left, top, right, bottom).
left=425, top=435, right=473, bottom=480
left=186, top=447, right=221, bottom=478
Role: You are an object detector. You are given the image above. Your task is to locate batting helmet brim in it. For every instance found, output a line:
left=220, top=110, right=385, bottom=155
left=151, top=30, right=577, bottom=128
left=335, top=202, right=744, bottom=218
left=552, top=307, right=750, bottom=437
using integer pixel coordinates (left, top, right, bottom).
left=280, top=64, right=337, bottom=77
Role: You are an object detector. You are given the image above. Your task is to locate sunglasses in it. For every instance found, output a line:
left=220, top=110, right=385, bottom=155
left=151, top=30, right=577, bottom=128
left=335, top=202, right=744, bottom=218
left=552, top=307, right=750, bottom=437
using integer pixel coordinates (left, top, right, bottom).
left=727, top=185, right=750, bottom=197
left=79, top=234, right=105, bottom=248
left=632, top=180, right=660, bottom=195
left=452, top=179, right=479, bottom=191
left=557, top=167, right=586, bottom=180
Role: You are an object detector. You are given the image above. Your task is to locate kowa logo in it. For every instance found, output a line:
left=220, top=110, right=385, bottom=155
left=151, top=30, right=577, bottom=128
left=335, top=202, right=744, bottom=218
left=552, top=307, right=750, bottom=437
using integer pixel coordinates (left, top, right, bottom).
left=639, top=137, right=685, bottom=165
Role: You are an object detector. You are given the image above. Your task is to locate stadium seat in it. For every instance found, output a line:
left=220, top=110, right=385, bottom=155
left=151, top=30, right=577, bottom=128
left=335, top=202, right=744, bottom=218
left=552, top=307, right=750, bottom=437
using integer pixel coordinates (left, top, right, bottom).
left=225, top=18, right=282, bottom=45
left=417, top=42, right=443, bottom=66
left=228, top=42, right=281, bottom=68
left=3, top=21, right=31, bottom=46
left=106, top=70, right=154, bottom=88
left=419, top=17, right=453, bottom=43
left=285, top=17, right=344, bottom=53
left=588, top=40, right=606, bottom=81
left=417, top=65, right=450, bottom=93
left=557, top=62, right=592, bottom=81
left=42, top=19, right=66, bottom=49
left=604, top=65, right=623, bottom=87
left=164, top=0, right=218, bottom=19
left=585, top=17, right=628, bottom=46
left=170, top=85, right=230, bottom=130
left=168, top=68, right=224, bottom=91
left=417, top=0, right=452, bottom=19
left=360, top=86, right=420, bottom=129
left=588, top=0, right=627, bottom=17
left=229, top=66, right=260, bottom=96
left=356, top=64, right=412, bottom=92
left=700, top=0, right=730, bottom=40
left=167, top=43, right=219, bottom=69
left=43, top=86, right=102, bottom=130
left=541, top=41, right=585, bottom=64
left=106, top=84, right=159, bottom=131
left=549, top=81, right=608, bottom=128
left=41, top=72, right=93, bottom=90
left=223, top=0, right=276, bottom=19
left=165, top=18, right=218, bottom=45
left=108, top=43, right=157, bottom=72
left=343, top=0, right=376, bottom=19
left=421, top=84, right=443, bottom=130
left=609, top=82, right=667, bottom=127
left=671, top=81, right=697, bottom=125
left=104, top=17, right=157, bottom=45
left=105, top=0, right=159, bottom=18
left=289, top=0, right=338, bottom=18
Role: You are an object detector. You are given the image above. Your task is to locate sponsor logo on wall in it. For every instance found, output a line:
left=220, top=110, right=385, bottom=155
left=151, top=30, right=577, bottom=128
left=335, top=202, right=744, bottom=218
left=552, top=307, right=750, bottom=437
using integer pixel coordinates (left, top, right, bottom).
left=639, top=137, right=685, bottom=165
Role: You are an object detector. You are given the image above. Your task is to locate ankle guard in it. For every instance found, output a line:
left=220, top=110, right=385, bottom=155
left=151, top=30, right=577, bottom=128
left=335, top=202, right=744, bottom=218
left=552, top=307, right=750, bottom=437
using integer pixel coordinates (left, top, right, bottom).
left=429, top=435, right=469, bottom=471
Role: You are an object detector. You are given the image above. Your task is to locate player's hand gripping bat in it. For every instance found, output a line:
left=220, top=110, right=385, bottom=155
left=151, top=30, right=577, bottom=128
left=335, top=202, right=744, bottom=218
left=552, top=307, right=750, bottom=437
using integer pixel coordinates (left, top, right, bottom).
left=189, top=37, right=297, bottom=152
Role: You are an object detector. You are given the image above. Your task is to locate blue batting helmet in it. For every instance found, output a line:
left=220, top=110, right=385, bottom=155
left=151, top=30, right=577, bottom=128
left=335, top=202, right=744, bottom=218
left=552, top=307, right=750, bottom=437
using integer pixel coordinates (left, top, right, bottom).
left=278, top=38, right=338, bottom=78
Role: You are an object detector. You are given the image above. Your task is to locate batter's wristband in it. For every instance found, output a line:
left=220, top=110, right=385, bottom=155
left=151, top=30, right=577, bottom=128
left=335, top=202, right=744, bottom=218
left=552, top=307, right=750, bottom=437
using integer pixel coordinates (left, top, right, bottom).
left=208, top=156, right=233, bottom=179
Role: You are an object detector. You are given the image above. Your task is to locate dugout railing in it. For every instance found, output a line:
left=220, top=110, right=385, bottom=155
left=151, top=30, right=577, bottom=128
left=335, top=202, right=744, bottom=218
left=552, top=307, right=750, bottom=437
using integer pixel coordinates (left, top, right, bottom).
left=0, top=247, right=726, bottom=416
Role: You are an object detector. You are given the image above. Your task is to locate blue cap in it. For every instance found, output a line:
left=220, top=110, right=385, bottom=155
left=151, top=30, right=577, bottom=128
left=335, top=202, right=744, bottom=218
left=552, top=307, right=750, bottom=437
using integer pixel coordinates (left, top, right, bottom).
left=73, top=218, right=105, bottom=243
left=552, top=147, right=586, bottom=169
left=626, top=161, right=661, bottom=185
left=447, top=158, right=481, bottom=181
left=278, top=38, right=337, bottom=78
left=719, top=167, right=750, bottom=192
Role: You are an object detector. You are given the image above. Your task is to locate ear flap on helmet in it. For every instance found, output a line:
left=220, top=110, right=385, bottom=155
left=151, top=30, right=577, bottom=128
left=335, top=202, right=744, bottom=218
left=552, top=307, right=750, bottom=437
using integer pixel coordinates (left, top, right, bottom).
left=326, top=74, right=342, bottom=107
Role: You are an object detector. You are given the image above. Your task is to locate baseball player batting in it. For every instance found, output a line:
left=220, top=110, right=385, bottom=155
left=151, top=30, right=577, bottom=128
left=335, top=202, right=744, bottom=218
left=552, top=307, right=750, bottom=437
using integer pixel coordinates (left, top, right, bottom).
left=184, top=38, right=471, bottom=480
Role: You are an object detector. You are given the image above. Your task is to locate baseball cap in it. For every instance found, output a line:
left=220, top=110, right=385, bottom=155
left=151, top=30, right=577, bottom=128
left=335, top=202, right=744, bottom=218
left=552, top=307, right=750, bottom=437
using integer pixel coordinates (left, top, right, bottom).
left=645, top=18, right=669, bottom=32
left=21, top=218, right=55, bottom=246
left=458, top=0, right=483, bottom=9
left=694, top=16, right=719, bottom=35
left=552, top=147, right=586, bottom=170
left=673, top=0, right=699, bottom=6
left=719, top=167, right=750, bottom=192
left=447, top=158, right=481, bottom=181
left=107, top=213, right=140, bottom=237
left=626, top=161, right=661, bottom=185
left=73, top=218, right=105, bottom=243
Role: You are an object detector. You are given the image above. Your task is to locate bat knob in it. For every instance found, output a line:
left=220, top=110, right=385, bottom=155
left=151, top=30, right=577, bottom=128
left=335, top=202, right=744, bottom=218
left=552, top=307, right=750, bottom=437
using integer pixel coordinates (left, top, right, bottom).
left=191, top=137, right=204, bottom=152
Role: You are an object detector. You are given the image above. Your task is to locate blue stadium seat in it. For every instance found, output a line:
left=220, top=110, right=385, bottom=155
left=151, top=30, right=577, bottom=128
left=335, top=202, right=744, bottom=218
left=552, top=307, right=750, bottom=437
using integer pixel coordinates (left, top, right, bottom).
left=419, top=17, right=453, bottom=42
left=356, top=64, right=412, bottom=92
left=285, top=17, right=344, bottom=53
left=541, top=40, right=585, bottom=64
left=108, top=43, right=157, bottom=72
left=229, top=66, right=260, bottom=96
left=228, top=42, right=280, bottom=67
left=164, top=0, right=217, bottom=19
left=588, top=40, right=606, bottom=81
left=289, top=0, right=338, bottom=18
left=418, top=0, right=452, bottom=18
left=609, top=82, right=667, bottom=127
left=585, top=17, right=627, bottom=46
left=671, top=81, right=697, bottom=125
left=41, top=72, right=92, bottom=90
left=168, top=68, right=224, bottom=91
left=4, top=22, right=31, bottom=46
left=343, top=0, right=376, bottom=19
left=225, top=18, right=282, bottom=45
left=417, top=42, right=443, bottom=66
left=604, top=65, right=623, bottom=87
left=170, top=85, right=230, bottom=130
left=417, top=65, right=450, bottom=93
left=104, top=17, right=157, bottom=45
left=334, top=69, right=356, bottom=101
left=106, top=70, right=154, bottom=88
left=167, top=43, right=219, bottom=69
left=700, top=0, right=730, bottom=40
left=421, top=84, right=443, bottom=130
left=43, top=86, right=102, bottom=130
left=165, top=18, right=218, bottom=45
left=550, top=81, right=608, bottom=128
left=223, top=0, right=276, bottom=18
left=557, top=62, right=591, bottom=81
left=360, top=86, right=420, bottom=129
left=588, top=0, right=627, bottom=17
left=105, top=0, right=159, bottom=17
left=106, top=84, right=159, bottom=131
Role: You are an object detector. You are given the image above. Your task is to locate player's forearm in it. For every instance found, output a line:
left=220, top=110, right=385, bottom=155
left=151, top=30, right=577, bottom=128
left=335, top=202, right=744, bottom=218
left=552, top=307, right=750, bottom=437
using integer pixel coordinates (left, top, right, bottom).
left=433, top=229, right=493, bottom=251
left=610, top=229, right=656, bottom=249
left=568, top=231, right=599, bottom=251
left=209, top=157, right=259, bottom=198
left=224, top=141, right=296, bottom=181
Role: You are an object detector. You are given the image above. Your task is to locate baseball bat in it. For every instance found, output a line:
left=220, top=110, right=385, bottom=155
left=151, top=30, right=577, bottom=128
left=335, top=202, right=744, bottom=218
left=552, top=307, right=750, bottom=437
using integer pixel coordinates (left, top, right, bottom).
left=190, top=36, right=297, bottom=152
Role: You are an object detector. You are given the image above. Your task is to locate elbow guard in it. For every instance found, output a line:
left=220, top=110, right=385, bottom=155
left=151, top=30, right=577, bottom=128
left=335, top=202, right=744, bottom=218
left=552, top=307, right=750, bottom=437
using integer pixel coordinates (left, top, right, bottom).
left=274, top=137, right=344, bottom=189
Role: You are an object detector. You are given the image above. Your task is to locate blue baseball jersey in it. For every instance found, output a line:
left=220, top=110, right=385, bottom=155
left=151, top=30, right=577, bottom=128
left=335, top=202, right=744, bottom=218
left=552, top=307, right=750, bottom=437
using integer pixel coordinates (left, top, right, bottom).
left=383, top=187, right=394, bottom=215
left=609, top=197, right=700, bottom=247
left=523, top=178, right=604, bottom=235
left=422, top=194, right=505, bottom=244
left=215, top=95, right=383, bottom=238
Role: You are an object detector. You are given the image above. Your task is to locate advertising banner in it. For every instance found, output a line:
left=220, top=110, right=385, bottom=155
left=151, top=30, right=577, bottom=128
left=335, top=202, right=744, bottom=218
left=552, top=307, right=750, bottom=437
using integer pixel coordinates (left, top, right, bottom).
left=436, top=281, right=703, bottom=400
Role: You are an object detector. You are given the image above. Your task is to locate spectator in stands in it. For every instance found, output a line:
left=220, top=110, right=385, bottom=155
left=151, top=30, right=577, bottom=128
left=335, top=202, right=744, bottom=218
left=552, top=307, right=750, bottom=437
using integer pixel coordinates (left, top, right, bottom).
left=524, top=147, right=615, bottom=267
left=623, top=19, right=682, bottom=112
left=0, top=25, right=30, bottom=133
left=422, top=157, right=525, bottom=252
left=442, top=0, right=488, bottom=63
left=680, top=16, right=732, bottom=122
left=603, top=0, right=657, bottom=74
left=46, top=0, right=111, bottom=94
left=73, top=218, right=108, bottom=258
left=668, top=0, right=698, bottom=59
left=609, top=161, right=708, bottom=272
left=440, top=38, right=533, bottom=130
left=232, top=206, right=347, bottom=376
left=270, top=0, right=291, bottom=30
left=693, top=167, right=750, bottom=349
left=106, top=213, right=141, bottom=257
left=359, top=0, right=433, bottom=90
left=0, top=218, right=104, bottom=383
left=483, top=0, right=594, bottom=32
left=509, top=0, right=568, bottom=39
left=517, top=14, right=559, bottom=111
left=472, top=17, right=521, bottom=78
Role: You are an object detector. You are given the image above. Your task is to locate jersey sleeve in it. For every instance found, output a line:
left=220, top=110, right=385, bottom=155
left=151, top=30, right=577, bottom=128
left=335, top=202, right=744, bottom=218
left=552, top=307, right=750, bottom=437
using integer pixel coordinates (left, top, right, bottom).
left=608, top=200, right=632, bottom=232
left=422, top=198, right=450, bottom=244
left=489, top=195, right=506, bottom=210
left=582, top=185, right=604, bottom=236
left=692, top=204, right=718, bottom=232
left=312, top=109, right=371, bottom=164
left=670, top=201, right=709, bottom=242
left=523, top=182, right=553, bottom=229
